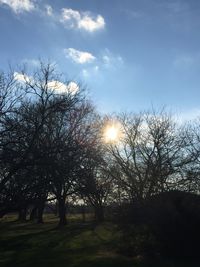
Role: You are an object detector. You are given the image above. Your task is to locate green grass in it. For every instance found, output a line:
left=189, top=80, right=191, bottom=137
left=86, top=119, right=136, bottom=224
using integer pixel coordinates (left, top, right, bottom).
left=0, top=214, right=199, bottom=267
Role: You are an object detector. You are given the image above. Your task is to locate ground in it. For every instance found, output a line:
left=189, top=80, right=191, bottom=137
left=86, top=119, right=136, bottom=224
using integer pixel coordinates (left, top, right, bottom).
left=0, top=214, right=199, bottom=267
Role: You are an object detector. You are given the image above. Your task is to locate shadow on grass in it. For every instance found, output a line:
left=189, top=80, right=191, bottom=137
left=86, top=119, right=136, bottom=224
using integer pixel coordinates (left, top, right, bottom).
left=0, top=221, right=114, bottom=267
left=1, top=221, right=200, bottom=267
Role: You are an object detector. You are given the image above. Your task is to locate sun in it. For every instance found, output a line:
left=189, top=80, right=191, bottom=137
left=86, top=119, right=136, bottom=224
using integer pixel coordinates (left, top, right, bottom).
left=104, top=123, right=122, bottom=143
left=105, top=126, right=118, bottom=141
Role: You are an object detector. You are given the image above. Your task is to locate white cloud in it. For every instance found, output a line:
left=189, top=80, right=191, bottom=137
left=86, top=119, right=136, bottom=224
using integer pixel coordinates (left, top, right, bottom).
left=47, top=80, right=79, bottom=95
left=14, top=72, right=32, bottom=83
left=0, top=0, right=35, bottom=13
left=67, top=81, right=79, bottom=94
left=64, top=48, right=96, bottom=64
left=45, top=4, right=53, bottom=16
left=102, top=49, right=124, bottom=69
left=60, top=8, right=105, bottom=32
left=82, top=65, right=99, bottom=79
left=102, top=55, right=110, bottom=65
left=14, top=72, right=78, bottom=95
left=61, top=8, right=80, bottom=25
left=80, top=50, right=124, bottom=80
left=78, top=14, right=105, bottom=32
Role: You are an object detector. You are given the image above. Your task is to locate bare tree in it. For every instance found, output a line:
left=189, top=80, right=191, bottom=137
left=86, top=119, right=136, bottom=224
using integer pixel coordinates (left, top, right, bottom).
left=0, top=62, right=88, bottom=222
left=107, top=111, right=188, bottom=203
left=181, top=119, right=200, bottom=193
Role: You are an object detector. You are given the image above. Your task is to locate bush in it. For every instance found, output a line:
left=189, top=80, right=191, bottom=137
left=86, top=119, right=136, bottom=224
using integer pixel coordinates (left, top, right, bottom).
left=117, top=224, right=159, bottom=258
left=115, top=191, right=200, bottom=259
left=144, top=191, right=200, bottom=258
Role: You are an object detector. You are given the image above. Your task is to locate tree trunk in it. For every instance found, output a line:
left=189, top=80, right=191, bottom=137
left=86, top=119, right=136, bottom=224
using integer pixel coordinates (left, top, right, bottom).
left=54, top=201, right=58, bottom=216
left=37, top=201, right=45, bottom=224
left=58, top=197, right=67, bottom=226
left=30, top=206, right=38, bottom=221
left=94, top=205, right=104, bottom=223
left=18, top=208, right=27, bottom=221
left=81, top=205, right=86, bottom=222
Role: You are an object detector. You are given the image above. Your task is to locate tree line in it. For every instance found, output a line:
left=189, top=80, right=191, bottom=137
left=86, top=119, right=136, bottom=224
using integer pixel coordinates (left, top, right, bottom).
left=0, top=62, right=200, bottom=226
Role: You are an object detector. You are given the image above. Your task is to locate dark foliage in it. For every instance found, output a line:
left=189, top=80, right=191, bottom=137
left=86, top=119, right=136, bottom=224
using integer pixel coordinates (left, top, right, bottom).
left=116, top=191, right=200, bottom=259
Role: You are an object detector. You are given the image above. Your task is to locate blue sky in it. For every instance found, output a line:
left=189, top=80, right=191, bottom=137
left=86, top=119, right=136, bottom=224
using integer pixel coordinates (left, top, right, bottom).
left=1, top=0, right=200, bottom=118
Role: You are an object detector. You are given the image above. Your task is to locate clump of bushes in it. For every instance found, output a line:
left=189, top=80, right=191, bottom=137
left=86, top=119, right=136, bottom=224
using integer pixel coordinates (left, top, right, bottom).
left=145, top=191, right=200, bottom=258
left=115, top=191, right=200, bottom=259
left=117, top=224, right=159, bottom=258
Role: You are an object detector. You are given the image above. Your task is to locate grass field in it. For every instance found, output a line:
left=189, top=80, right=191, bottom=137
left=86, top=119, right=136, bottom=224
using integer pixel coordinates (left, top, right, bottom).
left=0, top=214, right=199, bottom=267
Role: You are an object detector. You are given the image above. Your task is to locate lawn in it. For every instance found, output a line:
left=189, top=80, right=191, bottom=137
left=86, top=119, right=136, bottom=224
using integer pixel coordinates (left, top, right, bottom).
left=0, top=214, right=199, bottom=267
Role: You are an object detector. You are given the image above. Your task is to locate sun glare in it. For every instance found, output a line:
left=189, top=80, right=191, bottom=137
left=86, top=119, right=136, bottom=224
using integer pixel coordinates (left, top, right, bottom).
left=104, top=122, right=122, bottom=143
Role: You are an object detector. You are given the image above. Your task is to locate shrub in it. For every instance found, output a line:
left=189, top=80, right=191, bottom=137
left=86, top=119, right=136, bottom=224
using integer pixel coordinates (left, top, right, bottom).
left=115, top=191, right=200, bottom=259
left=117, top=224, right=159, bottom=258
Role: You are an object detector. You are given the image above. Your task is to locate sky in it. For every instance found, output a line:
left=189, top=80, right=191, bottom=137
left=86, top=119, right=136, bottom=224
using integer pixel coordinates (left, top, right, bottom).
left=0, top=0, right=200, bottom=119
